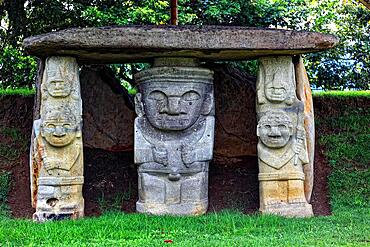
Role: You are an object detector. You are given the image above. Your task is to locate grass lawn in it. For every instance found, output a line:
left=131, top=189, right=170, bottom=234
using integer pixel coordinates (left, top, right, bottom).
left=0, top=87, right=35, bottom=97
left=0, top=91, right=369, bottom=246
left=0, top=208, right=368, bottom=246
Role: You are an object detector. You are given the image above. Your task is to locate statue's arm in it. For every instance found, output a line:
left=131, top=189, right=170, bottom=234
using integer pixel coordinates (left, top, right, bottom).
left=182, top=117, right=214, bottom=165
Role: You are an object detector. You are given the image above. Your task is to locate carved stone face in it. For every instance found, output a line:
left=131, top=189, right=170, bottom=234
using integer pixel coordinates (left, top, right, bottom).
left=46, top=73, right=72, bottom=97
left=140, top=82, right=209, bottom=130
left=45, top=58, right=73, bottom=97
left=257, top=111, right=293, bottom=149
left=46, top=78, right=72, bottom=98
left=41, top=110, right=78, bottom=147
left=264, top=72, right=289, bottom=103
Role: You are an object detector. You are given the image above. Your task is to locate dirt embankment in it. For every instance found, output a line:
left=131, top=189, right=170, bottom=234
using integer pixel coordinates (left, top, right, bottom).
left=1, top=94, right=368, bottom=218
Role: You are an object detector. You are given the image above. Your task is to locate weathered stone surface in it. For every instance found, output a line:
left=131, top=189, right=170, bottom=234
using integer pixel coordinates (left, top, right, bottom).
left=294, top=56, right=315, bottom=203
left=23, top=26, right=339, bottom=63
left=256, top=56, right=313, bottom=217
left=80, top=66, right=135, bottom=151
left=31, top=56, right=84, bottom=221
left=213, top=64, right=257, bottom=157
left=134, top=58, right=214, bottom=215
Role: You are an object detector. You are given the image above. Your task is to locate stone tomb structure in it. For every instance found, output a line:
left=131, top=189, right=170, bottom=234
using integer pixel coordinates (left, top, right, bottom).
left=23, top=26, right=338, bottom=221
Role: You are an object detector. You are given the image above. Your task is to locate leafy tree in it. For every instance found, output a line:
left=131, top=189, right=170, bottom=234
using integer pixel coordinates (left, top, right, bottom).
left=0, top=0, right=369, bottom=90
left=268, top=0, right=370, bottom=90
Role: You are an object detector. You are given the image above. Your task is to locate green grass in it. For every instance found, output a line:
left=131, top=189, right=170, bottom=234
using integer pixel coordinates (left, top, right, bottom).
left=313, top=90, right=370, bottom=98
left=0, top=209, right=369, bottom=246
left=0, top=87, right=35, bottom=96
left=0, top=92, right=369, bottom=246
left=0, top=171, right=10, bottom=218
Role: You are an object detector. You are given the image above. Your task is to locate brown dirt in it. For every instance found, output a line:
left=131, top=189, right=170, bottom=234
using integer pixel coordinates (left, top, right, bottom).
left=0, top=95, right=34, bottom=218
left=2, top=94, right=358, bottom=218
left=310, top=142, right=331, bottom=215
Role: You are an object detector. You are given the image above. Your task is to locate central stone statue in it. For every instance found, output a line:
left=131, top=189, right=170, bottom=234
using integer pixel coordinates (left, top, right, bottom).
left=134, top=58, right=214, bottom=215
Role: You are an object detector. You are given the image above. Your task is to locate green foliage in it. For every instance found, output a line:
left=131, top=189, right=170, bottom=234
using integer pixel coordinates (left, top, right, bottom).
left=304, top=2, right=370, bottom=90
left=110, top=63, right=149, bottom=95
left=0, top=171, right=10, bottom=217
left=98, top=191, right=132, bottom=214
left=1, top=0, right=368, bottom=90
left=97, top=193, right=123, bottom=213
left=0, top=171, right=10, bottom=203
left=0, top=46, right=37, bottom=89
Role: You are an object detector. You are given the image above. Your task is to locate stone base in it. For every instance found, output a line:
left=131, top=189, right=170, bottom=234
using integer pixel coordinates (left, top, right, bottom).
left=260, top=202, right=313, bottom=217
left=33, top=209, right=84, bottom=222
left=136, top=200, right=208, bottom=216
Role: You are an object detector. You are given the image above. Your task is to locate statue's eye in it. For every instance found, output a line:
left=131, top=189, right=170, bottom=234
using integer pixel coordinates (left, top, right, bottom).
left=182, top=91, right=200, bottom=101
left=63, top=124, right=72, bottom=129
left=49, top=80, right=64, bottom=84
left=148, top=91, right=166, bottom=101
left=264, top=125, right=271, bottom=129
left=47, top=124, right=56, bottom=129
left=278, top=124, right=287, bottom=129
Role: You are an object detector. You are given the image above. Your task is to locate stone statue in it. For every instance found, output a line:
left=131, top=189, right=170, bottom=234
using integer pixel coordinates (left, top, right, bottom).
left=256, top=56, right=313, bottom=217
left=134, top=59, right=214, bottom=215
left=31, top=56, right=84, bottom=221
left=32, top=107, right=84, bottom=221
left=41, top=56, right=80, bottom=99
left=257, top=56, right=296, bottom=105
left=257, top=110, right=313, bottom=216
left=39, top=107, right=82, bottom=176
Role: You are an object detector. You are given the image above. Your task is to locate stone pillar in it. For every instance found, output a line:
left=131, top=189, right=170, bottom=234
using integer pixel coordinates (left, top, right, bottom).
left=30, top=56, right=84, bottom=221
left=134, top=58, right=214, bottom=215
left=256, top=56, right=313, bottom=217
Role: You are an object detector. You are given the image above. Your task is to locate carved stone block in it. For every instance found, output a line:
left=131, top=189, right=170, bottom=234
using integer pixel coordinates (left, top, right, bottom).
left=256, top=56, right=313, bottom=217
left=31, top=56, right=84, bottom=221
left=134, top=58, right=214, bottom=215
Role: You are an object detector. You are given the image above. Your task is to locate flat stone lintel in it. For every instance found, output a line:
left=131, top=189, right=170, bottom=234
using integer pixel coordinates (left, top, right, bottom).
left=23, top=26, right=339, bottom=64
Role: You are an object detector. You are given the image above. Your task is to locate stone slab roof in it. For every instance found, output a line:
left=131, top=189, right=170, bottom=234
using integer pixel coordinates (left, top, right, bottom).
left=23, top=26, right=339, bottom=64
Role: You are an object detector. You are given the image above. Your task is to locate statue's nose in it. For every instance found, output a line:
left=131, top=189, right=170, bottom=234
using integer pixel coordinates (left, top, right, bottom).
left=54, top=126, right=66, bottom=136
left=270, top=126, right=281, bottom=136
left=166, top=97, right=181, bottom=115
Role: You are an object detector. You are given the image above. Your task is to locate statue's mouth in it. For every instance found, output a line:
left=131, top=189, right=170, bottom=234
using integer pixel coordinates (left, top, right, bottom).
left=156, top=117, right=191, bottom=126
left=51, top=90, right=67, bottom=95
left=268, top=135, right=283, bottom=142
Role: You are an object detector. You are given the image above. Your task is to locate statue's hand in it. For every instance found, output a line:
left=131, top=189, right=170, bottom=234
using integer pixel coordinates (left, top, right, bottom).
left=295, top=127, right=305, bottom=154
left=296, top=127, right=305, bottom=140
left=43, top=158, right=61, bottom=175
left=294, top=139, right=304, bottom=155
left=152, top=147, right=168, bottom=166
left=43, top=158, right=53, bottom=170
left=181, top=146, right=196, bottom=167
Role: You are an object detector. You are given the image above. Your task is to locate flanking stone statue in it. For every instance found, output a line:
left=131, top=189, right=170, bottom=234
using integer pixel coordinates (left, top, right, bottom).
left=134, top=58, right=214, bottom=215
left=31, top=56, right=84, bottom=221
left=256, top=56, right=313, bottom=217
